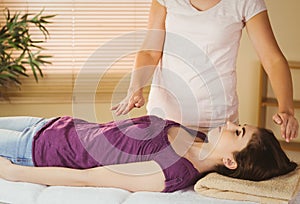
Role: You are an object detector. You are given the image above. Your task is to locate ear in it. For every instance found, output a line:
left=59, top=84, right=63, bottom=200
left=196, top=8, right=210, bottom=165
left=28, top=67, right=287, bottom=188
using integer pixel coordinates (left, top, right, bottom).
left=222, top=157, right=237, bottom=170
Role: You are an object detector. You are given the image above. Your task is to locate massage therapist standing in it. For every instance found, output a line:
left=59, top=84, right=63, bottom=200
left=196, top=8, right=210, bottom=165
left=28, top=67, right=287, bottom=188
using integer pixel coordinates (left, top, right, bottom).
left=111, top=0, right=299, bottom=142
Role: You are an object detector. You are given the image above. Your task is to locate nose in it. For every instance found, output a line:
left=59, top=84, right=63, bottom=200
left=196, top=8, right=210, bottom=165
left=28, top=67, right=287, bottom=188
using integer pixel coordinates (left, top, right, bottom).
left=225, top=121, right=239, bottom=131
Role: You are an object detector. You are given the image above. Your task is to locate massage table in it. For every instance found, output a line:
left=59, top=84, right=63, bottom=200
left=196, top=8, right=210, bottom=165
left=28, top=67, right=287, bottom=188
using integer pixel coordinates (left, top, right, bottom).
left=1, top=178, right=300, bottom=204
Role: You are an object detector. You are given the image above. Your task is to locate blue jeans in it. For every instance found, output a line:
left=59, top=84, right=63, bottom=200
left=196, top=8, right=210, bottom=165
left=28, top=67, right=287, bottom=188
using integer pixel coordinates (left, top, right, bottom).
left=0, top=116, right=54, bottom=166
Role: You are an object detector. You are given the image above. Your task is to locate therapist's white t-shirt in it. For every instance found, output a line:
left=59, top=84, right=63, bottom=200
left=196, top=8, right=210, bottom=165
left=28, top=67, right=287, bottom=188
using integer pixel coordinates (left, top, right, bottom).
left=146, top=0, right=267, bottom=128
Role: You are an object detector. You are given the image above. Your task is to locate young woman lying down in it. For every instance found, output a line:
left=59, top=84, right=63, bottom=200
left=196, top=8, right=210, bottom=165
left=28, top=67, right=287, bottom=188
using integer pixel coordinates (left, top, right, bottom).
left=0, top=115, right=296, bottom=192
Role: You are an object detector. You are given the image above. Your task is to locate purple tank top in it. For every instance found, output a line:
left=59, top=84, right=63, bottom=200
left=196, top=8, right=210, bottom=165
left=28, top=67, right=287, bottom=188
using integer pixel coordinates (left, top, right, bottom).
left=33, top=115, right=206, bottom=192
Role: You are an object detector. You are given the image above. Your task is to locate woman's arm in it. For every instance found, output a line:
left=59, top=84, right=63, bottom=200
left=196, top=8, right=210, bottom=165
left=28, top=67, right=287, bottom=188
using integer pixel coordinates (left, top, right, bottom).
left=246, top=11, right=299, bottom=142
left=0, top=157, right=165, bottom=192
left=111, top=0, right=166, bottom=115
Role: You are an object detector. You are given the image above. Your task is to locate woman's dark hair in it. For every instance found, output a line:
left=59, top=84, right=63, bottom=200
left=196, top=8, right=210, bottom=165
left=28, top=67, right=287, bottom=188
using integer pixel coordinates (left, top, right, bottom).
left=215, top=128, right=297, bottom=181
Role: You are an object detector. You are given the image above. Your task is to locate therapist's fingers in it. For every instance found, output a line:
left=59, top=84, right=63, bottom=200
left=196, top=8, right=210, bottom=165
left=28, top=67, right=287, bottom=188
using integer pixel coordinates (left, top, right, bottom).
left=112, top=102, right=131, bottom=116
left=115, top=97, right=136, bottom=115
left=275, top=113, right=299, bottom=142
left=111, top=102, right=125, bottom=112
left=115, top=102, right=128, bottom=116
left=273, top=113, right=287, bottom=141
left=272, top=114, right=283, bottom=125
left=121, top=99, right=136, bottom=115
left=285, top=121, right=292, bottom=142
left=111, top=94, right=132, bottom=115
left=133, top=96, right=145, bottom=108
left=288, top=117, right=299, bottom=140
left=111, top=104, right=118, bottom=111
left=280, top=114, right=289, bottom=142
left=122, top=96, right=144, bottom=115
left=112, top=92, right=145, bottom=115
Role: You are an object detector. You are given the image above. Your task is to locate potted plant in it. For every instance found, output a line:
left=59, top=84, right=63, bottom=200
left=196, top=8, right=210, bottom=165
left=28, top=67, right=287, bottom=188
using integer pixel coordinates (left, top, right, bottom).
left=0, top=8, right=54, bottom=88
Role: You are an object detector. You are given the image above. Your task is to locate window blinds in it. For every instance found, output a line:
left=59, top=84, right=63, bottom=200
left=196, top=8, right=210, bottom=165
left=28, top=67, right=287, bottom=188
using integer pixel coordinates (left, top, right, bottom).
left=0, top=0, right=151, bottom=103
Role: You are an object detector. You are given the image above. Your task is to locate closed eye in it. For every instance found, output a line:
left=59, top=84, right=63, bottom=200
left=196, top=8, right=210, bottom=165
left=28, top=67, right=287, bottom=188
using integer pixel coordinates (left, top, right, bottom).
left=236, top=127, right=246, bottom=137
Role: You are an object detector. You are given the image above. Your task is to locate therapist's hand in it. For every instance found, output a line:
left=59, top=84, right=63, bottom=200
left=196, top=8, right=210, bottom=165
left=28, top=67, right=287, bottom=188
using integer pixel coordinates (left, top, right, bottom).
left=273, top=112, right=299, bottom=142
left=111, top=89, right=145, bottom=116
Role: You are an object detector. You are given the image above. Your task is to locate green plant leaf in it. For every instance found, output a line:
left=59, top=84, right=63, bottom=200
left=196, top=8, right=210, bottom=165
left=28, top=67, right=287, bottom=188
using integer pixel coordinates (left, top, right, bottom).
left=30, top=44, right=44, bottom=50
left=41, top=14, right=56, bottom=19
left=1, top=8, right=54, bottom=87
left=9, top=63, right=27, bottom=73
left=0, top=26, right=8, bottom=36
left=0, top=73, right=21, bottom=86
left=36, top=55, right=52, bottom=65
left=0, top=72, right=18, bottom=80
left=4, top=8, right=10, bottom=21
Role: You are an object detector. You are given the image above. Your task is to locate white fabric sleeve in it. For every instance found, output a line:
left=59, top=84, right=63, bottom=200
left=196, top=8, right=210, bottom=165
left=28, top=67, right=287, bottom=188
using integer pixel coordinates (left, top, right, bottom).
left=156, top=0, right=166, bottom=7
left=242, top=0, right=267, bottom=22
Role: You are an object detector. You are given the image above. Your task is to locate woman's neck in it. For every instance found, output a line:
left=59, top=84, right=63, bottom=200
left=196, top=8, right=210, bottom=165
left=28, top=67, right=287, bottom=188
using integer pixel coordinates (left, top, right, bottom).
left=167, top=126, right=220, bottom=173
left=186, top=142, right=223, bottom=173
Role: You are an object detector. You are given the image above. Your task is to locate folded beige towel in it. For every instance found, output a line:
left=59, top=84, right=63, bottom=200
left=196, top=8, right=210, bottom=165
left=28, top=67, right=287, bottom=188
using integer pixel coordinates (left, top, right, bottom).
left=194, top=166, right=300, bottom=204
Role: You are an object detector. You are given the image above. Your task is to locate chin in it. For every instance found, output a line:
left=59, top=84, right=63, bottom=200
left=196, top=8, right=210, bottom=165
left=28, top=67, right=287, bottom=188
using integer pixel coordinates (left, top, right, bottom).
left=207, top=127, right=223, bottom=147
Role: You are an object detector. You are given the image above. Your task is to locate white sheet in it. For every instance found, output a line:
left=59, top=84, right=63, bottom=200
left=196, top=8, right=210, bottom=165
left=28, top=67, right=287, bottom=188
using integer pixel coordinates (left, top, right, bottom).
left=1, top=179, right=300, bottom=204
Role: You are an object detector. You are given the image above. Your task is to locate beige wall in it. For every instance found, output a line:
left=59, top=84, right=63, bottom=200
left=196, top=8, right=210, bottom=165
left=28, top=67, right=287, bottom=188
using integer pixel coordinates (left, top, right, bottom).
left=1, top=1, right=300, bottom=131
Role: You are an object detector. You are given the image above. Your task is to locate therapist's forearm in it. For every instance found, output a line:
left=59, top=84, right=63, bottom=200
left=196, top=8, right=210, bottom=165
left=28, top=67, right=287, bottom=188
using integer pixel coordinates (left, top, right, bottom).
left=129, top=29, right=164, bottom=92
left=7, top=164, right=87, bottom=187
left=263, top=57, right=294, bottom=115
left=128, top=51, right=161, bottom=93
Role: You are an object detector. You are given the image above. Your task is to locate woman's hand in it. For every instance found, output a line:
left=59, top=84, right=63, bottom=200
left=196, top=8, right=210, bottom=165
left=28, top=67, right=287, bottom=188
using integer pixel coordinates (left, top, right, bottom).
left=0, top=156, right=13, bottom=180
left=273, top=112, right=299, bottom=142
left=111, top=89, right=145, bottom=116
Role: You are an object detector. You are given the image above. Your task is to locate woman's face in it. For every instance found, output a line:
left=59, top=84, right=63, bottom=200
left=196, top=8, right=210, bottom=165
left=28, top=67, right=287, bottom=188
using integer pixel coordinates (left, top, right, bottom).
left=208, top=121, right=258, bottom=155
